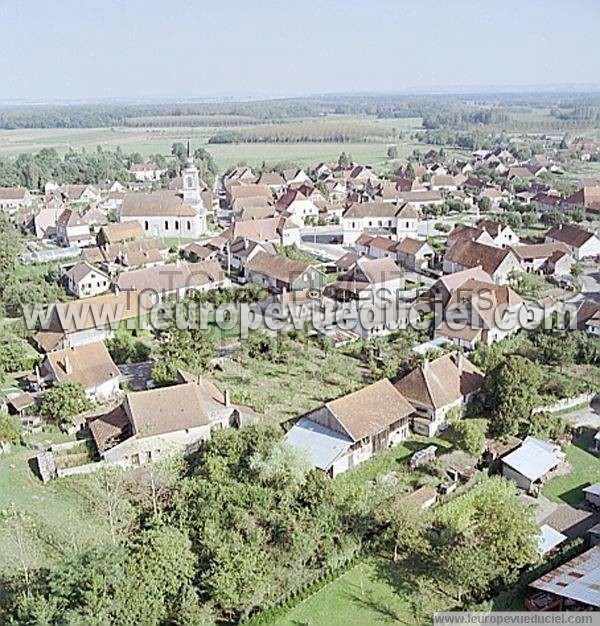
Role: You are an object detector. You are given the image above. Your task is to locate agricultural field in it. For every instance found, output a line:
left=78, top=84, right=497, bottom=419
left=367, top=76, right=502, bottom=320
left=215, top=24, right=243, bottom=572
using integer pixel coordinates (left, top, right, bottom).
left=0, top=114, right=472, bottom=172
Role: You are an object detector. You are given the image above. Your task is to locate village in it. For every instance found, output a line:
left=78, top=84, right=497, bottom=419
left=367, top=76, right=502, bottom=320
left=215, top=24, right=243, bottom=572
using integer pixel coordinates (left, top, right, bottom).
left=0, top=110, right=600, bottom=623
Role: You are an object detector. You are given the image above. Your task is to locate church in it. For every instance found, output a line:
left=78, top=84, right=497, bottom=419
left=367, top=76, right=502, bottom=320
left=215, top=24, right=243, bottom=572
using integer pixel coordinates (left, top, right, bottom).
left=118, top=141, right=207, bottom=239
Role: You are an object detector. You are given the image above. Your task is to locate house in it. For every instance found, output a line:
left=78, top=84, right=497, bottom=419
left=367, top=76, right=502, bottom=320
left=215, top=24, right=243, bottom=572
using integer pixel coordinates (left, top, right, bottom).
left=430, top=267, right=495, bottom=306
left=574, top=300, right=600, bottom=336
left=395, top=190, right=443, bottom=208
left=533, top=192, right=563, bottom=213
left=275, top=189, right=319, bottom=227
left=33, top=207, right=63, bottom=239
left=284, top=379, right=414, bottom=477
left=33, top=290, right=150, bottom=353
left=226, top=237, right=276, bottom=273
left=41, top=341, right=120, bottom=402
left=55, top=185, right=100, bottom=204
left=282, top=168, right=311, bottom=186
left=119, top=191, right=206, bottom=239
left=245, top=251, right=326, bottom=292
left=99, top=180, right=125, bottom=194
left=55, top=208, right=93, bottom=247
left=0, top=187, right=33, bottom=213
left=501, top=436, right=565, bottom=493
left=129, top=162, right=167, bottom=182
left=477, top=220, right=520, bottom=248
left=545, top=223, right=600, bottom=260
left=526, top=546, right=600, bottom=611
left=443, top=239, right=523, bottom=284
left=584, top=484, right=600, bottom=508
left=209, top=216, right=300, bottom=249
left=434, top=278, right=524, bottom=350
left=341, top=202, right=419, bottom=244
left=394, top=352, right=484, bottom=436
left=334, top=252, right=361, bottom=272
left=65, top=261, right=110, bottom=298
left=326, top=257, right=404, bottom=302
left=429, top=174, right=457, bottom=191
left=90, top=375, right=257, bottom=467
left=395, top=238, right=435, bottom=271
left=447, top=224, right=496, bottom=248
left=115, top=260, right=226, bottom=304
left=84, top=238, right=169, bottom=271
left=562, top=186, right=600, bottom=215
left=97, top=220, right=145, bottom=246
left=227, top=183, right=272, bottom=209
left=256, top=171, right=286, bottom=192
left=510, top=243, right=573, bottom=275
left=182, top=243, right=219, bottom=264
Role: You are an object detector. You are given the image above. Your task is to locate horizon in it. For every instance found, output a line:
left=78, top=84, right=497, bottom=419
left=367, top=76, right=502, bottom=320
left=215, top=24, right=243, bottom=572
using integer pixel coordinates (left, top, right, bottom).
left=1, top=0, right=599, bottom=102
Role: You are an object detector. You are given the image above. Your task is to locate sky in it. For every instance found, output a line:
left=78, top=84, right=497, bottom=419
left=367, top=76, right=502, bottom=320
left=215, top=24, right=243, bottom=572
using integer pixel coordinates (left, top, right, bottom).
left=1, top=0, right=599, bottom=102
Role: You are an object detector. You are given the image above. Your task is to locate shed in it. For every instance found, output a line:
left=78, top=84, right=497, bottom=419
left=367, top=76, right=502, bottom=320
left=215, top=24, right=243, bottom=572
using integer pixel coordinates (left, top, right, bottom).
left=501, top=436, right=565, bottom=492
left=409, top=445, right=438, bottom=469
left=583, top=483, right=600, bottom=509
left=537, top=524, right=567, bottom=556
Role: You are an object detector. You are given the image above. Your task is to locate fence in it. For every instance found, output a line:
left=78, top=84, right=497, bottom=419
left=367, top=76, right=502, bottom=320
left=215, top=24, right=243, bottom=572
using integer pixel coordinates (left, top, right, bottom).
left=532, top=392, right=598, bottom=415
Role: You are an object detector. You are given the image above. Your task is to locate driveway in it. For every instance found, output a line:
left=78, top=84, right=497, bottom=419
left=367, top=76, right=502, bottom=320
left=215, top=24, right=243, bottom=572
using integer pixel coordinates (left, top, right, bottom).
left=560, top=398, right=600, bottom=430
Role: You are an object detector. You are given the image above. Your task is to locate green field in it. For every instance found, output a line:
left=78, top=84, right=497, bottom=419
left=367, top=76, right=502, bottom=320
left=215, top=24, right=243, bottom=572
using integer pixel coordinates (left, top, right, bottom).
left=0, top=115, right=474, bottom=172
left=542, top=429, right=600, bottom=505
left=270, top=558, right=453, bottom=626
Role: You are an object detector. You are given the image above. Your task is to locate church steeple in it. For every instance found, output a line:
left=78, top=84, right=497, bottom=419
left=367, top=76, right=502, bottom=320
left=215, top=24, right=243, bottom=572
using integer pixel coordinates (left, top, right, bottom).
left=181, top=138, right=202, bottom=209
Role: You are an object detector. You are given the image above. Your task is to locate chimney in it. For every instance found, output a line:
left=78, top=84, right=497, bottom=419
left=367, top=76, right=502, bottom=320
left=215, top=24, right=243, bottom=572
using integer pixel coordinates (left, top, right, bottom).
left=64, top=355, right=73, bottom=375
left=224, top=389, right=230, bottom=407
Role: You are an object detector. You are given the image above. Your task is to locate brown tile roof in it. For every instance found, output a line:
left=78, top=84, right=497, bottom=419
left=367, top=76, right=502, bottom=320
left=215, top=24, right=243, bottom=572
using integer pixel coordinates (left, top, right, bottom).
left=57, top=208, right=87, bottom=228
left=0, top=187, right=28, bottom=200
left=396, top=237, right=428, bottom=255
left=126, top=382, right=209, bottom=437
left=342, top=257, right=403, bottom=286
left=394, top=352, right=484, bottom=411
left=444, top=240, right=517, bottom=275
left=322, top=379, right=414, bottom=441
left=229, top=183, right=272, bottom=201
left=511, top=242, right=570, bottom=260
left=246, top=251, right=317, bottom=284
left=45, top=342, right=119, bottom=390
left=116, top=261, right=224, bottom=294
left=546, top=223, right=596, bottom=248
left=121, top=191, right=197, bottom=217
left=334, top=252, right=361, bottom=270
left=343, top=202, right=405, bottom=218
left=435, top=267, right=494, bottom=293
left=88, top=405, right=130, bottom=453
left=256, top=171, right=285, bottom=186
left=65, top=261, right=107, bottom=284
left=100, top=220, right=145, bottom=243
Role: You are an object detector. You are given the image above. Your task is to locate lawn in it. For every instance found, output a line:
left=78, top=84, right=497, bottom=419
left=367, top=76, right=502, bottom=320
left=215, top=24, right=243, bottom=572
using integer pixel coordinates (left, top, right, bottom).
left=0, top=431, right=110, bottom=577
left=212, top=341, right=369, bottom=423
left=542, top=429, right=600, bottom=505
left=270, top=557, right=454, bottom=626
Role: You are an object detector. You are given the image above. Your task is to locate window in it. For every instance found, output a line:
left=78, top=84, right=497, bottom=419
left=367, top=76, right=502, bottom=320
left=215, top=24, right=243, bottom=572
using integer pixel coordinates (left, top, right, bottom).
left=144, top=221, right=148, bottom=230
left=164, top=221, right=169, bottom=231
left=175, top=220, right=179, bottom=230
left=187, top=220, right=192, bottom=230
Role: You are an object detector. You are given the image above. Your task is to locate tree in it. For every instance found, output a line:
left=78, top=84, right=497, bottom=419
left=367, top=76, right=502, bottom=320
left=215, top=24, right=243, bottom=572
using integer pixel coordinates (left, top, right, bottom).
left=40, top=382, right=93, bottom=424
left=478, top=196, right=491, bottom=212
left=107, top=328, right=150, bottom=364
left=387, top=145, right=398, bottom=159
left=571, top=261, right=583, bottom=280
left=337, top=151, right=351, bottom=167
left=450, top=419, right=486, bottom=456
left=0, top=412, right=21, bottom=445
left=432, top=477, right=538, bottom=602
left=483, top=356, right=541, bottom=437
left=171, top=142, right=187, bottom=163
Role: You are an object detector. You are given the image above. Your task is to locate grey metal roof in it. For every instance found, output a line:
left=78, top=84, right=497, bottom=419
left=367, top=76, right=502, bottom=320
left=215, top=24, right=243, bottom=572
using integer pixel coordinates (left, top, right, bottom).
left=502, top=437, right=564, bottom=482
left=530, top=546, right=600, bottom=608
left=537, top=524, right=566, bottom=555
left=284, top=417, right=351, bottom=471
left=584, top=483, right=600, bottom=497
